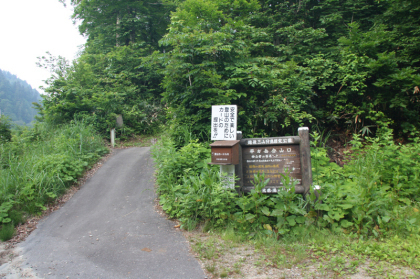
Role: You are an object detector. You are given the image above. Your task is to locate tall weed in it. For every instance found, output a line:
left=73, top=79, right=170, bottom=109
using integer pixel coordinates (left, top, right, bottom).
left=152, top=139, right=236, bottom=230
left=310, top=127, right=420, bottom=236
left=0, top=120, right=108, bottom=230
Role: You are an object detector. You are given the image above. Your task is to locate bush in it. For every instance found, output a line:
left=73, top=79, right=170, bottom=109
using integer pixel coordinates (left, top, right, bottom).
left=152, top=139, right=236, bottom=230
left=310, top=127, right=420, bottom=236
left=0, top=115, right=12, bottom=143
left=0, top=223, right=15, bottom=242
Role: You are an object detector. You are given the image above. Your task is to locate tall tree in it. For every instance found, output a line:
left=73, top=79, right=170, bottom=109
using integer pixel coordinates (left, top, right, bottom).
left=41, top=0, right=174, bottom=136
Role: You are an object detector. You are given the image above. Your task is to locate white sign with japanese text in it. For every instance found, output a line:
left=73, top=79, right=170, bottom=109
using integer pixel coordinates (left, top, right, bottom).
left=211, top=105, right=237, bottom=140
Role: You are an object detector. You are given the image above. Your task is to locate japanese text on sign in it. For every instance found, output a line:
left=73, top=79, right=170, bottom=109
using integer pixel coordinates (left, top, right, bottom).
left=242, top=145, right=302, bottom=187
left=243, top=138, right=295, bottom=145
left=211, top=105, right=237, bottom=140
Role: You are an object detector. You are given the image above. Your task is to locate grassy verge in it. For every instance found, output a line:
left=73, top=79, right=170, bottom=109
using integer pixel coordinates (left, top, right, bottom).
left=0, top=120, right=108, bottom=240
left=187, top=227, right=420, bottom=278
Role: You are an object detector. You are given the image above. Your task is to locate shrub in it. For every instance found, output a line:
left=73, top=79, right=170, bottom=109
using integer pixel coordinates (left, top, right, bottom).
left=310, top=127, right=420, bottom=236
left=0, top=115, right=12, bottom=143
left=0, top=223, right=15, bottom=242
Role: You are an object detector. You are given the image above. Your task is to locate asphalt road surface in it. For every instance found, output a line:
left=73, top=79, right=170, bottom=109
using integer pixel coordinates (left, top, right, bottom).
left=15, top=147, right=206, bottom=279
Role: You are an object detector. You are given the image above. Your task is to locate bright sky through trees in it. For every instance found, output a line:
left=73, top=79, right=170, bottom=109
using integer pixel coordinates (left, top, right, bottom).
left=0, top=0, right=85, bottom=93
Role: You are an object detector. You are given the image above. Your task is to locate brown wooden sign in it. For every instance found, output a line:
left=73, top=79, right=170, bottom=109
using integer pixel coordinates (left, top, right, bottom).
left=236, top=128, right=312, bottom=195
left=209, top=140, right=240, bottom=165
left=242, top=145, right=301, bottom=187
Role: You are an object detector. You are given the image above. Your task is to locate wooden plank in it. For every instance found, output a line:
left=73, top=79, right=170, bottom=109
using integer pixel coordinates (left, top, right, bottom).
left=298, top=127, right=312, bottom=195
left=235, top=143, right=243, bottom=193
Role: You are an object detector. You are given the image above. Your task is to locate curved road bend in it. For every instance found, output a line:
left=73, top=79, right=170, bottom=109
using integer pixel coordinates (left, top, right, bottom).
left=17, top=147, right=205, bottom=279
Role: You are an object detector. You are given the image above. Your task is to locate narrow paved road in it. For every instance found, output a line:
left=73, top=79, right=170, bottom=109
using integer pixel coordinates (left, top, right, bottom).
left=16, top=147, right=205, bottom=278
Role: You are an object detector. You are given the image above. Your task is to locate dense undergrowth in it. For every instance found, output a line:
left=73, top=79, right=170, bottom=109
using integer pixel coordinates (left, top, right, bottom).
left=0, top=120, right=108, bottom=241
left=152, top=126, right=420, bottom=264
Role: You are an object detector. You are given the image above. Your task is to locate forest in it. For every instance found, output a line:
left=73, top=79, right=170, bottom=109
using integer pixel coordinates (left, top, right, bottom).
left=1, top=1, right=420, bottom=275
left=30, top=0, right=419, bottom=240
left=0, top=69, right=41, bottom=126
left=38, top=0, right=420, bottom=142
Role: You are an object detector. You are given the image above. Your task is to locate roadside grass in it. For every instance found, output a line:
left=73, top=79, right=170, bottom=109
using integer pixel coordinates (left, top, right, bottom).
left=187, top=226, right=420, bottom=278
left=0, top=120, right=108, bottom=241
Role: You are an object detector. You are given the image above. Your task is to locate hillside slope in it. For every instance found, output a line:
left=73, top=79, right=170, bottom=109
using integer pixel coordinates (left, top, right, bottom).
left=0, top=69, right=41, bottom=125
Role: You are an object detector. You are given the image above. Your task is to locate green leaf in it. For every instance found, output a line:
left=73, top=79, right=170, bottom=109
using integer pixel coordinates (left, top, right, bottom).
left=261, top=207, right=270, bottom=216
left=245, top=213, right=256, bottom=221
left=35, top=203, right=47, bottom=211
left=296, top=216, right=306, bottom=224
left=338, top=204, right=354, bottom=209
left=263, top=224, right=273, bottom=231
left=382, top=216, right=391, bottom=223
left=271, top=208, right=284, bottom=217
left=316, top=204, right=330, bottom=211
left=1, top=218, right=11, bottom=223
left=340, top=220, right=354, bottom=228
left=286, top=215, right=296, bottom=226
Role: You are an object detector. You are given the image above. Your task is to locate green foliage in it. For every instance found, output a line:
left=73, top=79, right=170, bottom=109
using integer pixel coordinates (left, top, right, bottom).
left=153, top=127, right=420, bottom=239
left=309, top=127, right=420, bottom=236
left=0, top=115, right=12, bottom=143
left=39, top=0, right=175, bottom=138
left=310, top=233, right=420, bottom=271
left=159, top=0, right=317, bottom=138
left=39, top=44, right=166, bottom=138
left=158, top=0, right=420, bottom=139
left=152, top=139, right=237, bottom=230
left=0, top=223, right=15, bottom=242
left=233, top=172, right=308, bottom=237
left=0, top=120, right=108, bottom=227
left=44, top=0, right=420, bottom=140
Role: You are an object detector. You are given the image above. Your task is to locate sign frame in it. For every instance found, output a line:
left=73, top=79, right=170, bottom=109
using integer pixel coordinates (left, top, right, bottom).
left=235, top=127, right=312, bottom=195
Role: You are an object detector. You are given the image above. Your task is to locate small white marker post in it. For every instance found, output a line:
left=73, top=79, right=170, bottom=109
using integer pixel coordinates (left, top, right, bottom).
left=111, top=115, right=123, bottom=148
left=110, top=128, right=115, bottom=148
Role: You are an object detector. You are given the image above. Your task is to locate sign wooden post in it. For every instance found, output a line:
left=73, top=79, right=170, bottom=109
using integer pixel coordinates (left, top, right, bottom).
left=298, top=127, right=312, bottom=195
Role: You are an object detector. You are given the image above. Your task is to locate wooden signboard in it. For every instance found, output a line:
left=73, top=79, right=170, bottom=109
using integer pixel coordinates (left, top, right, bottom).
left=236, top=128, right=312, bottom=195
left=209, top=140, right=240, bottom=165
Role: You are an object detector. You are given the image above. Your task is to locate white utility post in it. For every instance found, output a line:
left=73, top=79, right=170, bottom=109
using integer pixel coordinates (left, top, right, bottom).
left=110, top=128, right=115, bottom=148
